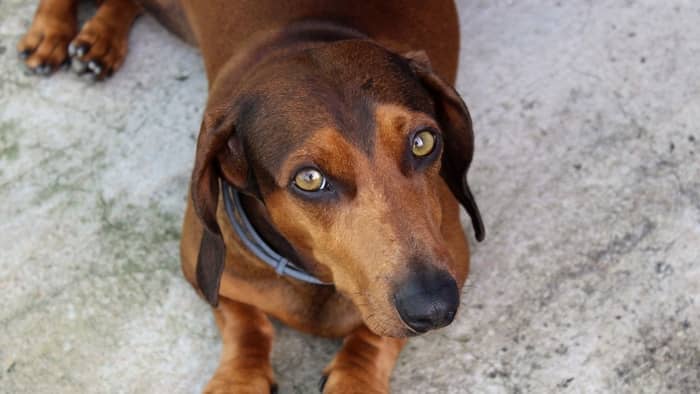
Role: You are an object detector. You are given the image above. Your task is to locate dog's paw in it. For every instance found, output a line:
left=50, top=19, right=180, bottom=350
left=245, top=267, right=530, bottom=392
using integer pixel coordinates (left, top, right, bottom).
left=203, top=371, right=277, bottom=394
left=68, top=17, right=129, bottom=80
left=17, top=14, right=76, bottom=75
left=319, top=370, right=387, bottom=394
left=203, top=380, right=276, bottom=394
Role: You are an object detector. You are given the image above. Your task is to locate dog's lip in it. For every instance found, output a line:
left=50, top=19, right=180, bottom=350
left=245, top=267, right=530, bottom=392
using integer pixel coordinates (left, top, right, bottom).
left=355, top=294, right=423, bottom=337
left=391, top=294, right=425, bottom=336
left=399, top=318, right=427, bottom=336
left=396, top=318, right=425, bottom=337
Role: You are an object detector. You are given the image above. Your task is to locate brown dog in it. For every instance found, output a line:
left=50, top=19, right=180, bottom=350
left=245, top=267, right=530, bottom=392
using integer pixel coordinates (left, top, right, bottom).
left=19, top=0, right=485, bottom=392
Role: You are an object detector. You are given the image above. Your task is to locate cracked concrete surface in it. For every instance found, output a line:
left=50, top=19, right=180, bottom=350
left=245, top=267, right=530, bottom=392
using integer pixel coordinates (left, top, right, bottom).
left=1, top=0, right=699, bottom=393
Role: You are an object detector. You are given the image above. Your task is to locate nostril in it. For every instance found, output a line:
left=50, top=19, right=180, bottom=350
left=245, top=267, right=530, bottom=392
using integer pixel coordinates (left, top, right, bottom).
left=439, top=306, right=457, bottom=327
left=426, top=298, right=458, bottom=328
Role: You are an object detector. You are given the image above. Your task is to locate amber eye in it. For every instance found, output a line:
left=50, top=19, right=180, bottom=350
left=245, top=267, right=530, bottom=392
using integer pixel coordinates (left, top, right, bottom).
left=411, top=130, right=436, bottom=157
left=293, top=168, right=326, bottom=192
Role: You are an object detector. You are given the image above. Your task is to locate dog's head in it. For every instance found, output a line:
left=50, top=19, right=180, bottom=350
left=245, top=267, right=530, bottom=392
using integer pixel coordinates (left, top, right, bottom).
left=191, top=40, right=484, bottom=337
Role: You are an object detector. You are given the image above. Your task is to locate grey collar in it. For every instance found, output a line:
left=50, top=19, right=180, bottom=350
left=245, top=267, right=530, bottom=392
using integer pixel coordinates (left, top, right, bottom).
left=222, top=181, right=332, bottom=285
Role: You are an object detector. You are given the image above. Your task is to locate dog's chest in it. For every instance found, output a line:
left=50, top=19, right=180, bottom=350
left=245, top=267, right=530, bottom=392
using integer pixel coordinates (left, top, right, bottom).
left=219, top=272, right=363, bottom=336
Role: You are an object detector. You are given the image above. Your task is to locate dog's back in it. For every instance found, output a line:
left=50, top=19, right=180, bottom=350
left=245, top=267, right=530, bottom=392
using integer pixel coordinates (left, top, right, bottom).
left=136, top=0, right=196, bottom=44
left=142, top=0, right=461, bottom=83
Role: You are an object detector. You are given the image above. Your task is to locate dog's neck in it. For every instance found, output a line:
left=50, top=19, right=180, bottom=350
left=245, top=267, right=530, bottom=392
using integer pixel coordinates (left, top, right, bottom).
left=234, top=188, right=331, bottom=282
left=239, top=192, right=300, bottom=266
left=208, top=19, right=368, bottom=89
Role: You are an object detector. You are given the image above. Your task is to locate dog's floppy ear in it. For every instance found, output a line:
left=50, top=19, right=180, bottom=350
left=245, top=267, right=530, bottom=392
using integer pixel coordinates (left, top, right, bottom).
left=405, top=50, right=485, bottom=241
left=190, top=106, right=249, bottom=306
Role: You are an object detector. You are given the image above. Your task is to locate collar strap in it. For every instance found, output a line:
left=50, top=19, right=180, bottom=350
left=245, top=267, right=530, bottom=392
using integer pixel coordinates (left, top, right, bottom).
left=222, top=181, right=332, bottom=285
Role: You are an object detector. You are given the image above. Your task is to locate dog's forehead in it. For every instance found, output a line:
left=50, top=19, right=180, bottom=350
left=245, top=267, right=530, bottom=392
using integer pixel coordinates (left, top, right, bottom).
left=239, top=41, right=434, bottom=183
left=309, top=40, right=433, bottom=110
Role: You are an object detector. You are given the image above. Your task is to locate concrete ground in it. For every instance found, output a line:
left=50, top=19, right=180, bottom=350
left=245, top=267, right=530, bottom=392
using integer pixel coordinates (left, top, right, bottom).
left=1, top=0, right=698, bottom=393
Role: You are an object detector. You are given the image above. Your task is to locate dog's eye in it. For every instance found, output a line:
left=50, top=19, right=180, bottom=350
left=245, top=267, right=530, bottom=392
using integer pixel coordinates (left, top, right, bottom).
left=411, top=130, right=436, bottom=157
left=293, top=168, right=327, bottom=192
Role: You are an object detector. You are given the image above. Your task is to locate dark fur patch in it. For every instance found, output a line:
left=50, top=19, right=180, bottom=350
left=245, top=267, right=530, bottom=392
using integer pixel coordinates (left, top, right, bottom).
left=229, top=40, right=438, bottom=197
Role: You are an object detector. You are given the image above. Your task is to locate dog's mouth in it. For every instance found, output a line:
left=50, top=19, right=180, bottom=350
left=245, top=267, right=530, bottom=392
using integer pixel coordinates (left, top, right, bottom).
left=351, top=270, right=460, bottom=338
left=394, top=313, right=430, bottom=338
left=359, top=303, right=457, bottom=338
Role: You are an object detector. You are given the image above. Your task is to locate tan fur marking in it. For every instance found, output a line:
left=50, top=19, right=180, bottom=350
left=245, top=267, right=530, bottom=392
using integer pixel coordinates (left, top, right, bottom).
left=203, top=298, right=276, bottom=393
left=322, top=325, right=406, bottom=393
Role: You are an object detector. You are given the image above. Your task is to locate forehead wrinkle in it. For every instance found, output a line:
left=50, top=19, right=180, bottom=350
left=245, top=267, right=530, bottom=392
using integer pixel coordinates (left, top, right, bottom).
left=372, top=104, right=413, bottom=170
left=328, top=84, right=377, bottom=157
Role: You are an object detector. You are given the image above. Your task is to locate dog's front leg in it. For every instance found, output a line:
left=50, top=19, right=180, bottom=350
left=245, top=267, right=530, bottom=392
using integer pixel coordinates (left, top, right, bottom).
left=67, top=0, right=142, bottom=79
left=17, top=0, right=78, bottom=74
left=205, top=298, right=277, bottom=394
left=321, top=325, right=406, bottom=394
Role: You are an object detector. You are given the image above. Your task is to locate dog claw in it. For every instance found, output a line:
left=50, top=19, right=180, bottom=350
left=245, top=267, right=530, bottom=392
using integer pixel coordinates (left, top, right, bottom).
left=68, top=42, right=77, bottom=56
left=87, top=60, right=102, bottom=75
left=71, top=58, right=87, bottom=73
left=35, top=64, right=51, bottom=75
left=18, top=49, right=31, bottom=60
left=318, top=374, right=328, bottom=392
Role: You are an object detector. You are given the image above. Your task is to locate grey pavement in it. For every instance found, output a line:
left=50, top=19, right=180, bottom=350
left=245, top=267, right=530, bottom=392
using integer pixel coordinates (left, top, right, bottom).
left=1, top=1, right=698, bottom=393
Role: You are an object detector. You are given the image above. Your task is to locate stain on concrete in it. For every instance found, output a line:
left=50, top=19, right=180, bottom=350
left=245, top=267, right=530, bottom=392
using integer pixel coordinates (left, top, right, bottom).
left=589, top=218, right=656, bottom=263
left=612, top=318, right=700, bottom=394
left=0, top=120, right=20, bottom=161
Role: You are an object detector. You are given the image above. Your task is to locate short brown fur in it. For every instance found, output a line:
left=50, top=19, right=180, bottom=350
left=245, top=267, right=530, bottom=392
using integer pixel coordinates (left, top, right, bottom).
left=20, top=1, right=484, bottom=392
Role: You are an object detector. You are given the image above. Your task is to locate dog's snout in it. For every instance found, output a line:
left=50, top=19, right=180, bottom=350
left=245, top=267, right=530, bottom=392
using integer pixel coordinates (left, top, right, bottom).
left=393, top=264, right=459, bottom=333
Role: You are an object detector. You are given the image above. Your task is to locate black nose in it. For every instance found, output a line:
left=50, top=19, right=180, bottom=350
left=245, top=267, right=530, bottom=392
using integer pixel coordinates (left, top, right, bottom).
left=393, top=265, right=459, bottom=333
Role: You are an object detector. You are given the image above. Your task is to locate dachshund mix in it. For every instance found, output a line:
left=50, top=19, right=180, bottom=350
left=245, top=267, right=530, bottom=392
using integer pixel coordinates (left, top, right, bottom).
left=19, top=0, right=485, bottom=392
